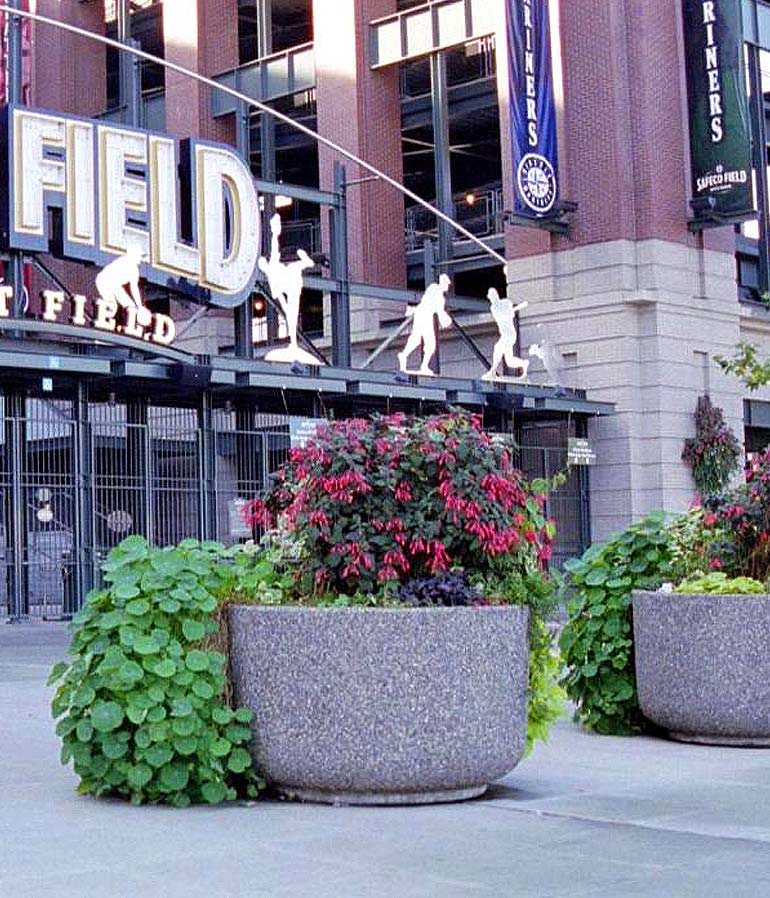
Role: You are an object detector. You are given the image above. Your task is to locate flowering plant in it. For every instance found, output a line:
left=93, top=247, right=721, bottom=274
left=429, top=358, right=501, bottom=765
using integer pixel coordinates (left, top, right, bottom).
left=245, top=411, right=555, bottom=601
left=681, top=395, right=742, bottom=498
left=703, top=448, right=770, bottom=583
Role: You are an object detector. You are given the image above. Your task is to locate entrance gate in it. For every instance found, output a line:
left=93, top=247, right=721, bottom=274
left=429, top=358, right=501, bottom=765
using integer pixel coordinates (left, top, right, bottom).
left=0, top=390, right=589, bottom=620
left=0, top=391, right=291, bottom=620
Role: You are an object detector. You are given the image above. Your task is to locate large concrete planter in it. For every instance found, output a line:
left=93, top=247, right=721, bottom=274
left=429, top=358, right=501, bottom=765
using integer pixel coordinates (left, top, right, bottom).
left=228, top=605, right=530, bottom=805
left=633, top=591, right=770, bottom=746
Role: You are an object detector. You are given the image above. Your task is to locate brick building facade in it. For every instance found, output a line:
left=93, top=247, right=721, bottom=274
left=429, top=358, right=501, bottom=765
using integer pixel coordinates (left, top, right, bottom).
left=6, top=0, right=770, bottom=548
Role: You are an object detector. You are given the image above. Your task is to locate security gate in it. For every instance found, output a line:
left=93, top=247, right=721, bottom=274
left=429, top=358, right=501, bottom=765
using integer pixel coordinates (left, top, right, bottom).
left=0, top=389, right=588, bottom=620
left=0, top=391, right=291, bottom=620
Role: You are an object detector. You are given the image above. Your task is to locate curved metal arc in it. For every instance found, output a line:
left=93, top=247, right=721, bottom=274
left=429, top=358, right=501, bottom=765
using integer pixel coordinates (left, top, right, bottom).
left=0, top=4, right=506, bottom=268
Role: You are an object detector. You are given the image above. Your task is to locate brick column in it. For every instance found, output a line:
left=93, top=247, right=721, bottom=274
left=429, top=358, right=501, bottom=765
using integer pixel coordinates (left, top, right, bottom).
left=312, top=0, right=405, bottom=288
left=32, top=0, right=106, bottom=116
left=163, top=0, right=239, bottom=144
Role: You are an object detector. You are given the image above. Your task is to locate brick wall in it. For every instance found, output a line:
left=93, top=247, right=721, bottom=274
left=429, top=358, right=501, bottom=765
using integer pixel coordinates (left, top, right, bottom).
left=313, top=0, right=405, bottom=287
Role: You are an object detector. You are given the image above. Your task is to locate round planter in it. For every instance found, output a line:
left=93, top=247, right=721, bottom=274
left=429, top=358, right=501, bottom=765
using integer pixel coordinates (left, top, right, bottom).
left=633, top=591, right=770, bottom=746
left=228, top=605, right=530, bottom=805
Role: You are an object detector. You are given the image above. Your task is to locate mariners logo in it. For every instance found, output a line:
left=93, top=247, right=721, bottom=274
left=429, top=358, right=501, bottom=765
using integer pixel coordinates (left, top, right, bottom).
left=517, top=154, right=557, bottom=214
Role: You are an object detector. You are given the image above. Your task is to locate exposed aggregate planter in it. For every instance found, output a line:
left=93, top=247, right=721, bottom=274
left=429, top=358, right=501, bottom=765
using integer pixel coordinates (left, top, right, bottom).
left=228, top=605, right=530, bottom=805
left=633, top=591, right=770, bottom=746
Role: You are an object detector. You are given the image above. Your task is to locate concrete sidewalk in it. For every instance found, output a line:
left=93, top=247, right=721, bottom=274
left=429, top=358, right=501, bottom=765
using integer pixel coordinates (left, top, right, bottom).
left=1, top=623, right=769, bottom=898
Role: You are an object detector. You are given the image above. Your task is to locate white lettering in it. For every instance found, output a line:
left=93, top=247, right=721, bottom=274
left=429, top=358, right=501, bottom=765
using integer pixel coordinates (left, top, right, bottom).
left=42, top=290, right=65, bottom=322
left=196, top=145, right=260, bottom=296
left=0, top=286, right=12, bottom=319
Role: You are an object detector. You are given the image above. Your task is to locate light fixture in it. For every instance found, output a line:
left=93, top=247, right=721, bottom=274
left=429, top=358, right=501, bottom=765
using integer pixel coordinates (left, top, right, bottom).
left=465, top=192, right=477, bottom=207
left=274, top=195, right=293, bottom=210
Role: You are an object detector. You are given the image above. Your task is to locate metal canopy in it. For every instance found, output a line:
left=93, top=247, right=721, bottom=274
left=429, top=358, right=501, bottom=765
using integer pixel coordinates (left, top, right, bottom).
left=0, top=339, right=614, bottom=420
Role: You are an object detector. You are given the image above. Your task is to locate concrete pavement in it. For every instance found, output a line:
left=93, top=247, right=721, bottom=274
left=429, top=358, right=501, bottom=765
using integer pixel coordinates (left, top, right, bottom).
left=2, top=622, right=770, bottom=898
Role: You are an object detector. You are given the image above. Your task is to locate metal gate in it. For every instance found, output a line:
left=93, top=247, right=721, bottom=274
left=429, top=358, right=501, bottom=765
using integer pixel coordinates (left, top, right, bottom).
left=0, top=390, right=587, bottom=619
left=0, top=392, right=291, bottom=620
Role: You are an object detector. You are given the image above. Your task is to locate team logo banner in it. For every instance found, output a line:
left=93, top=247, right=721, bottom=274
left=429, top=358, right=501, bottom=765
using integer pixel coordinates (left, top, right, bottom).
left=683, top=0, right=753, bottom=218
left=507, top=0, right=560, bottom=218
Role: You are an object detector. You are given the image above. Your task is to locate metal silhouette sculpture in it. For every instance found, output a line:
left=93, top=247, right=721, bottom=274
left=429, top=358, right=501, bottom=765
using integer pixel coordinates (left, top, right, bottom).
left=397, top=274, right=453, bottom=376
left=482, top=288, right=530, bottom=381
left=529, top=339, right=564, bottom=386
left=95, top=245, right=152, bottom=326
left=258, top=213, right=319, bottom=365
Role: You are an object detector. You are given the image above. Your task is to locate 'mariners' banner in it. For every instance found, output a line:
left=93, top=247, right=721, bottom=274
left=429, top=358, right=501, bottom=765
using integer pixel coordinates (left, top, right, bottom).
left=683, top=0, right=753, bottom=218
left=507, top=0, right=559, bottom=218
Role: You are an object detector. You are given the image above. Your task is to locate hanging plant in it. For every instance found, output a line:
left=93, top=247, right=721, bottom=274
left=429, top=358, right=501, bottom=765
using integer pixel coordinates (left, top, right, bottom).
left=682, top=395, right=742, bottom=498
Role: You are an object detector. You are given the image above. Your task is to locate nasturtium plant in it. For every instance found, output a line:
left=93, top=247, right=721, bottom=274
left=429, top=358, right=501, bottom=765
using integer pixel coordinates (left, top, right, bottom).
left=559, top=513, right=672, bottom=735
left=49, top=537, right=261, bottom=807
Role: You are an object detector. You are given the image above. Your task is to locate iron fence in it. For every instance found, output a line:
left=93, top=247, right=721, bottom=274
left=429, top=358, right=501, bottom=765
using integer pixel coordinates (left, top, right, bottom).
left=0, top=394, right=585, bottom=619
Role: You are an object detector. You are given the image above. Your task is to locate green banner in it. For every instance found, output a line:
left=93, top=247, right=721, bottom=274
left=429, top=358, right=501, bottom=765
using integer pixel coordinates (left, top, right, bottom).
left=683, top=0, right=753, bottom=217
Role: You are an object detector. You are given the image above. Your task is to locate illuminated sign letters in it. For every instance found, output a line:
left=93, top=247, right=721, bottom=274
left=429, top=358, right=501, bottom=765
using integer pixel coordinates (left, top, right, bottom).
left=0, top=105, right=261, bottom=308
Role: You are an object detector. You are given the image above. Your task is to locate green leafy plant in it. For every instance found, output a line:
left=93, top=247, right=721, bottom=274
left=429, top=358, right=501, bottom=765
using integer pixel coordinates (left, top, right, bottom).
left=664, top=506, right=718, bottom=583
left=675, top=572, right=766, bottom=595
left=716, top=341, right=770, bottom=391
left=681, top=395, right=741, bottom=497
left=49, top=537, right=261, bottom=807
left=559, top=513, right=672, bottom=735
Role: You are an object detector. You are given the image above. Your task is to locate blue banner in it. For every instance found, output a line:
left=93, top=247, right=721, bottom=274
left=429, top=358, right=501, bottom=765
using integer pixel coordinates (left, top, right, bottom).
left=507, top=0, right=560, bottom=218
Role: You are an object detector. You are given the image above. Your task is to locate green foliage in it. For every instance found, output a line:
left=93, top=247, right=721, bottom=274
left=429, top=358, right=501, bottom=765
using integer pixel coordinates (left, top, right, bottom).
left=681, top=396, right=741, bottom=497
left=476, top=564, right=565, bottom=751
left=526, top=618, right=566, bottom=756
left=716, top=341, right=770, bottom=391
left=675, top=572, right=766, bottom=595
left=559, top=513, right=672, bottom=735
left=49, top=537, right=261, bottom=807
left=664, top=507, right=717, bottom=583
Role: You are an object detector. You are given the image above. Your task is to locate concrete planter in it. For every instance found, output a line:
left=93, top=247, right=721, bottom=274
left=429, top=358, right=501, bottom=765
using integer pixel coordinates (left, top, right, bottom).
left=633, top=591, right=770, bottom=746
left=228, top=605, right=530, bottom=805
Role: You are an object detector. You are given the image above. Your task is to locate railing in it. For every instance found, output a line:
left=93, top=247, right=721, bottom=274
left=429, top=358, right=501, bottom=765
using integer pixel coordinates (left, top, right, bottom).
left=370, top=0, right=496, bottom=68
left=405, top=186, right=504, bottom=251
left=211, top=43, right=316, bottom=118
left=99, top=90, right=166, bottom=131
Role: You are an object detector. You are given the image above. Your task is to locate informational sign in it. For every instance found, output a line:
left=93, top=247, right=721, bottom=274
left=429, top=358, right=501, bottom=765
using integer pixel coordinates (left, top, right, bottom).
left=0, top=105, right=261, bottom=308
left=682, top=0, right=753, bottom=217
left=289, top=418, right=326, bottom=449
left=506, top=0, right=560, bottom=218
left=228, top=499, right=253, bottom=539
left=568, top=438, right=596, bottom=467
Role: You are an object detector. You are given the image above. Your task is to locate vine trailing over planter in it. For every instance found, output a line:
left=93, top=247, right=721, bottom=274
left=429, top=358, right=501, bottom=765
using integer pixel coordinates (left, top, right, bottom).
left=49, top=538, right=261, bottom=807
left=559, top=513, right=673, bottom=735
left=681, top=395, right=741, bottom=498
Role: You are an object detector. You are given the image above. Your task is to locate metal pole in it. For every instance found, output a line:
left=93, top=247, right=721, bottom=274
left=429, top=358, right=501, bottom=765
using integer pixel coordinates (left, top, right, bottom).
left=430, top=52, right=454, bottom=270
left=6, top=0, right=25, bottom=321
left=234, top=98, right=255, bottom=358
left=116, top=0, right=141, bottom=126
left=6, top=392, right=26, bottom=620
left=197, top=392, right=217, bottom=540
left=331, top=162, right=351, bottom=367
left=0, top=4, right=507, bottom=267
left=71, top=381, right=93, bottom=613
left=748, top=44, right=770, bottom=297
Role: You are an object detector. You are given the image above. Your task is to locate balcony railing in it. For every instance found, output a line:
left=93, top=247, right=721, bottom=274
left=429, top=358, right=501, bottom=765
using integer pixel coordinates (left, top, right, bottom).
left=211, top=44, right=316, bottom=118
left=405, top=185, right=503, bottom=251
left=371, top=0, right=496, bottom=69
left=99, top=90, right=166, bottom=131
